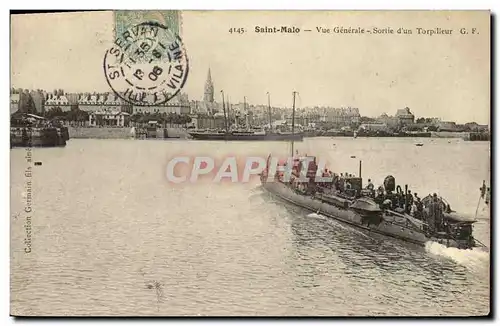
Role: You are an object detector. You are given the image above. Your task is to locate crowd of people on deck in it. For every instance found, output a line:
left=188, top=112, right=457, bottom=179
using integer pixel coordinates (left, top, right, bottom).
left=271, top=156, right=456, bottom=232
left=278, top=158, right=424, bottom=217
left=370, top=184, right=422, bottom=214
left=330, top=172, right=451, bottom=232
left=267, top=155, right=492, bottom=238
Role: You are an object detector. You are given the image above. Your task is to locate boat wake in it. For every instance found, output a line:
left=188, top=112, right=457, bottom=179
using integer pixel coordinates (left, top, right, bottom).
left=306, top=213, right=371, bottom=239
left=425, top=241, right=489, bottom=269
left=306, top=212, right=326, bottom=220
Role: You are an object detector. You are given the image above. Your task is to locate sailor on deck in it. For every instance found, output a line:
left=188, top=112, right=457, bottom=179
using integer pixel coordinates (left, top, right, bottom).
left=365, top=179, right=375, bottom=197
left=411, top=202, right=417, bottom=216
left=382, top=199, right=392, bottom=209
left=338, top=174, right=345, bottom=192
left=413, top=193, right=423, bottom=219
left=321, top=169, right=332, bottom=188
left=428, top=193, right=444, bottom=232
left=406, top=190, right=414, bottom=214
left=334, top=174, right=341, bottom=191
left=374, top=186, right=385, bottom=205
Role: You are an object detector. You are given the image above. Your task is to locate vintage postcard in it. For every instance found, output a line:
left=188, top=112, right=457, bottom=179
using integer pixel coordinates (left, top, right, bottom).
left=10, top=10, right=490, bottom=317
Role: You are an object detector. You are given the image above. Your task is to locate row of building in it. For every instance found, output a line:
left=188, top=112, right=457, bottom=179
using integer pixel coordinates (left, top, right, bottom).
left=10, top=91, right=191, bottom=114
left=10, top=90, right=192, bottom=127
left=11, top=68, right=488, bottom=131
left=9, top=89, right=457, bottom=130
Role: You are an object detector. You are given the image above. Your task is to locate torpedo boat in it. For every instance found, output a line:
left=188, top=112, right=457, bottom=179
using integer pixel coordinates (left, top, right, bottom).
left=260, top=159, right=485, bottom=250
left=259, top=91, right=486, bottom=250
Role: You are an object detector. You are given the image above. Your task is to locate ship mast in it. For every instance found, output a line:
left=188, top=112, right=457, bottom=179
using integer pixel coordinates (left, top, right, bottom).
left=226, top=95, right=230, bottom=130
left=291, top=91, right=297, bottom=158
left=243, top=96, right=247, bottom=130
left=221, top=90, right=228, bottom=133
left=267, top=92, right=272, bottom=132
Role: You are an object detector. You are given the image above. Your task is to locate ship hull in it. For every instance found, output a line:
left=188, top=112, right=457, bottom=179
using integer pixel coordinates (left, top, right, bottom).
left=11, top=127, right=67, bottom=147
left=262, top=181, right=473, bottom=249
left=189, top=132, right=304, bottom=141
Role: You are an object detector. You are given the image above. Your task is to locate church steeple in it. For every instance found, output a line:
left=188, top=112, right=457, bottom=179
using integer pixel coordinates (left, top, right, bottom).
left=203, top=68, right=214, bottom=103
left=207, top=68, right=212, bottom=83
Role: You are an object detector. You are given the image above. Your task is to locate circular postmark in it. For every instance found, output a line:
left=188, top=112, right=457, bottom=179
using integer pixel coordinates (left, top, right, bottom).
left=104, top=22, right=189, bottom=106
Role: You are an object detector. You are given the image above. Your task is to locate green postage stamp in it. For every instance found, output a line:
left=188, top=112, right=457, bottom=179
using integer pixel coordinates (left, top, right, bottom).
left=114, top=10, right=181, bottom=37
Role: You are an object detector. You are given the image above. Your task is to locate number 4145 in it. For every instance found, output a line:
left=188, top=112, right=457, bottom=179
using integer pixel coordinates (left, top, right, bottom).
left=229, top=28, right=246, bottom=34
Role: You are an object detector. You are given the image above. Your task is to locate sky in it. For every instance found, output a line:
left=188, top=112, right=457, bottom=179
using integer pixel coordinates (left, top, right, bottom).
left=11, top=11, right=490, bottom=124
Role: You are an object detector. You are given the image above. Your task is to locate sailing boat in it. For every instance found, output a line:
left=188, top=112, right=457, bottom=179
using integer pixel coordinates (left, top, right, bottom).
left=188, top=92, right=304, bottom=141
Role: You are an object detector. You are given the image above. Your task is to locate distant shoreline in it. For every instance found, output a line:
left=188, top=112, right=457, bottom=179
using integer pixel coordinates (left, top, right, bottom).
left=66, top=126, right=489, bottom=141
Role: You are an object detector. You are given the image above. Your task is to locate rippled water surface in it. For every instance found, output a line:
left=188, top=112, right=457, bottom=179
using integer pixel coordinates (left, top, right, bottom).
left=11, top=137, right=490, bottom=316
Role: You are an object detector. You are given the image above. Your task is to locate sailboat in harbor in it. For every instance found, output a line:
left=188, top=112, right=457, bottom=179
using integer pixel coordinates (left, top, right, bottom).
left=188, top=92, right=304, bottom=141
left=259, top=92, right=486, bottom=250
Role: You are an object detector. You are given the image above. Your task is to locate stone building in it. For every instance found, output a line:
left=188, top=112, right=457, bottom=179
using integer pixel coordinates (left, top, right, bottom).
left=377, top=113, right=399, bottom=129
left=196, top=114, right=226, bottom=130
left=89, top=108, right=130, bottom=127
left=29, top=91, right=46, bottom=114
left=77, top=93, right=132, bottom=114
left=324, top=107, right=361, bottom=125
left=10, top=94, right=20, bottom=114
left=45, top=94, right=71, bottom=111
left=395, top=107, right=415, bottom=125
left=131, top=93, right=190, bottom=115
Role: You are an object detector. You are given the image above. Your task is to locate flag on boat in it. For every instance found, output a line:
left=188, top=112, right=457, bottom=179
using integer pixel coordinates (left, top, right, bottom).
left=480, top=180, right=486, bottom=199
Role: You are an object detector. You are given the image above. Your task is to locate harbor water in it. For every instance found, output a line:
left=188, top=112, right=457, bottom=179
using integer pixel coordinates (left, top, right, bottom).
left=10, top=137, right=490, bottom=316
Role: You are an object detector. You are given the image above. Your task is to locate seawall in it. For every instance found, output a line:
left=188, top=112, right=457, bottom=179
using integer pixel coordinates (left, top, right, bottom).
left=164, top=127, right=189, bottom=138
left=69, top=127, right=133, bottom=139
left=430, top=131, right=490, bottom=140
left=68, top=126, right=190, bottom=139
left=430, top=131, right=468, bottom=139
